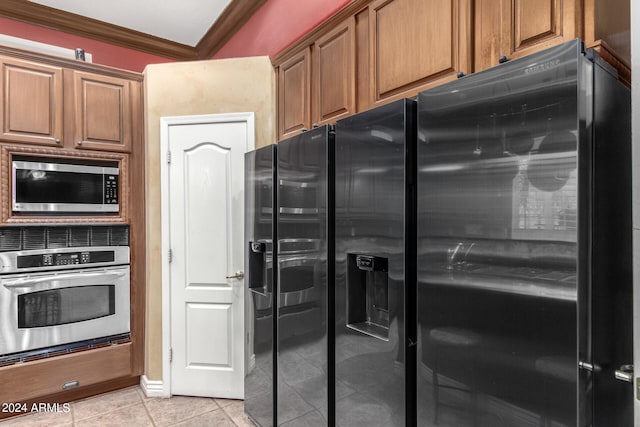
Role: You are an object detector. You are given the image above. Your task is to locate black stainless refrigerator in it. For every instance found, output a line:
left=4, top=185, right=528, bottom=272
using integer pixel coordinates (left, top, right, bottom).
left=245, top=144, right=277, bottom=427
left=416, top=39, right=632, bottom=426
left=334, top=99, right=417, bottom=427
left=276, top=125, right=334, bottom=426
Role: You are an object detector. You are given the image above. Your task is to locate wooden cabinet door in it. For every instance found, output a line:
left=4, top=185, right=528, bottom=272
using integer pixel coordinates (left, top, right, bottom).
left=278, top=47, right=311, bottom=140
left=313, top=18, right=356, bottom=125
left=0, top=57, right=63, bottom=146
left=369, top=0, right=471, bottom=105
left=72, top=71, right=132, bottom=152
left=0, top=343, right=132, bottom=402
left=474, top=0, right=579, bottom=71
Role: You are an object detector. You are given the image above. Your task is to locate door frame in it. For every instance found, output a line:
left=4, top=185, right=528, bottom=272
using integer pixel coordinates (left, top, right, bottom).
left=159, top=112, right=255, bottom=397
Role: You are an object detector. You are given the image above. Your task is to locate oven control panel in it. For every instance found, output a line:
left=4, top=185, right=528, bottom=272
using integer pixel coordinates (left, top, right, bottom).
left=17, top=251, right=115, bottom=269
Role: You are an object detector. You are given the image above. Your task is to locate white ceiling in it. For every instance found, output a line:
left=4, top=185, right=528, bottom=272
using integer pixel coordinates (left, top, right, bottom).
left=29, top=0, right=233, bottom=47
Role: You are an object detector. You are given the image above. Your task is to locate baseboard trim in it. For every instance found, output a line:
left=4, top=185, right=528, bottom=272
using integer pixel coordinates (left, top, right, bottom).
left=140, top=375, right=168, bottom=398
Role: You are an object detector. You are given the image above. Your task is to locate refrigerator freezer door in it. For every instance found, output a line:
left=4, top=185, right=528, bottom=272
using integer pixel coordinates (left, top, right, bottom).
left=245, top=145, right=276, bottom=427
left=334, top=99, right=416, bottom=427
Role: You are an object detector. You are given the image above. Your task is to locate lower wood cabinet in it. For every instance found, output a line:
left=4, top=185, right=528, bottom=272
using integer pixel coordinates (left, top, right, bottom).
left=0, top=343, right=133, bottom=404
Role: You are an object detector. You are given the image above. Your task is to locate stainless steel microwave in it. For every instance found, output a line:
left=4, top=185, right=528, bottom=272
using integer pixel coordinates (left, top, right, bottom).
left=12, top=160, right=119, bottom=213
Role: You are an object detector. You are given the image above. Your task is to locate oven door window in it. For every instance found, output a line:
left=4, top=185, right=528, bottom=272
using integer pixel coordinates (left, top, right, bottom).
left=15, top=169, right=104, bottom=205
left=18, top=285, right=115, bottom=328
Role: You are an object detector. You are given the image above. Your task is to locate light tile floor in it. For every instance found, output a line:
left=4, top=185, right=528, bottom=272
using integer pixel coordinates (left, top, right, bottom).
left=0, top=386, right=255, bottom=427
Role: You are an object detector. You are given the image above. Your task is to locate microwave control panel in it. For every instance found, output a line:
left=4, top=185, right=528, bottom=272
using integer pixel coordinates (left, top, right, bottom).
left=17, top=251, right=115, bottom=269
left=104, top=175, right=119, bottom=204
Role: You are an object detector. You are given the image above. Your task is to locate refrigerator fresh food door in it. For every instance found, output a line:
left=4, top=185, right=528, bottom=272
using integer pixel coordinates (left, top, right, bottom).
left=418, top=40, right=585, bottom=426
left=276, top=126, right=332, bottom=426
left=590, top=53, right=633, bottom=426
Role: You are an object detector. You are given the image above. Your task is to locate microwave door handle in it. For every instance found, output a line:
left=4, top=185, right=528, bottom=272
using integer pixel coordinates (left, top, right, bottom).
left=2, top=270, right=127, bottom=288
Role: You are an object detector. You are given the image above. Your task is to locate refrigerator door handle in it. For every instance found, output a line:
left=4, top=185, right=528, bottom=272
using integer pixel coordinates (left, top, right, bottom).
left=578, top=360, right=601, bottom=372
left=614, top=364, right=634, bottom=383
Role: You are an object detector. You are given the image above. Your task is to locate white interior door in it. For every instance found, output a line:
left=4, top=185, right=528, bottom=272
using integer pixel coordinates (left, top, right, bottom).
left=162, top=113, right=254, bottom=398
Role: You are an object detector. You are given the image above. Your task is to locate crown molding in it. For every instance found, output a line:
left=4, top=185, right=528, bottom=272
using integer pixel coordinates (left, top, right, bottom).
left=0, top=0, right=286, bottom=63
left=197, top=0, right=268, bottom=59
left=0, top=0, right=198, bottom=61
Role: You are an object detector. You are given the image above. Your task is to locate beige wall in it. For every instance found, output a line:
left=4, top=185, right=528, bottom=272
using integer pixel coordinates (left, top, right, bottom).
left=144, top=56, right=275, bottom=380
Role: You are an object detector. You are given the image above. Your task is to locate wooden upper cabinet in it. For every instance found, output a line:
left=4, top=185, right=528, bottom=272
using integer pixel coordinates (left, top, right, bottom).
left=273, top=0, right=628, bottom=133
left=369, top=0, right=471, bottom=104
left=474, top=0, right=579, bottom=71
left=313, top=18, right=356, bottom=125
left=0, top=52, right=137, bottom=152
left=0, top=56, right=63, bottom=146
left=72, top=72, right=132, bottom=153
left=278, top=47, right=311, bottom=140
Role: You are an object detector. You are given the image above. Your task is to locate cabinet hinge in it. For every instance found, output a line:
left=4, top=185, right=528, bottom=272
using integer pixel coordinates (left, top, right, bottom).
left=169, top=348, right=173, bottom=363
left=167, top=151, right=171, bottom=165
left=168, top=249, right=173, bottom=263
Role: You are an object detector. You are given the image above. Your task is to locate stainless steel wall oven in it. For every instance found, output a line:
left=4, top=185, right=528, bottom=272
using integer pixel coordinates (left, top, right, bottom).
left=0, top=225, right=130, bottom=365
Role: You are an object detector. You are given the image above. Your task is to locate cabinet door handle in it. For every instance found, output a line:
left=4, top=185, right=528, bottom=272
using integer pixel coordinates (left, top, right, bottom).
left=55, top=138, right=61, bottom=144
left=77, top=140, right=83, bottom=146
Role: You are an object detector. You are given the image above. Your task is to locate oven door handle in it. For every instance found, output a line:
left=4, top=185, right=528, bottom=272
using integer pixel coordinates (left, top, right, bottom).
left=2, top=270, right=127, bottom=288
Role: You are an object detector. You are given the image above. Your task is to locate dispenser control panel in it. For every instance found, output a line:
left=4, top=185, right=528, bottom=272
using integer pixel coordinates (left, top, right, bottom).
left=356, top=255, right=388, bottom=272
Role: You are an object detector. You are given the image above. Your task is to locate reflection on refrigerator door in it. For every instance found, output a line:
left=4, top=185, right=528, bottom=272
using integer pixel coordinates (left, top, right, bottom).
left=417, top=40, right=580, bottom=427
left=276, top=125, right=333, bottom=426
left=334, top=99, right=416, bottom=427
left=416, top=39, right=632, bottom=427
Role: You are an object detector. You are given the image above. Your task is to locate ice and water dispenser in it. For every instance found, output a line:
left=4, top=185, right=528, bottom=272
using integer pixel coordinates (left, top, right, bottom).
left=346, top=254, right=390, bottom=340
left=248, top=241, right=271, bottom=293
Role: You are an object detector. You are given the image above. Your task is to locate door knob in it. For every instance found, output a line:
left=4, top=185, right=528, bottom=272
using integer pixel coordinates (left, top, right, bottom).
left=614, top=364, right=634, bottom=383
left=226, top=271, right=245, bottom=279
